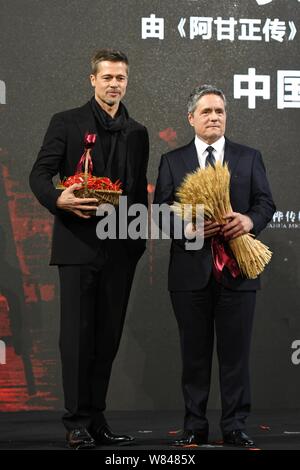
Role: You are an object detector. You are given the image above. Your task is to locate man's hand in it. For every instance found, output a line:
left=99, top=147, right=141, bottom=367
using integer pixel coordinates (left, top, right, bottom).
left=185, top=220, right=221, bottom=239
left=203, top=220, right=222, bottom=238
left=56, top=184, right=99, bottom=219
left=221, top=212, right=253, bottom=241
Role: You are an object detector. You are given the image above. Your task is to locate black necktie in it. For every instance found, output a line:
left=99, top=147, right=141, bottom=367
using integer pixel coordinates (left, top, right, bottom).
left=205, top=146, right=216, bottom=168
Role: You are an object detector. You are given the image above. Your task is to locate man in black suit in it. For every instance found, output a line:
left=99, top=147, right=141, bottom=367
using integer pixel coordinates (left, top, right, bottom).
left=30, top=49, right=149, bottom=449
left=154, top=85, right=275, bottom=447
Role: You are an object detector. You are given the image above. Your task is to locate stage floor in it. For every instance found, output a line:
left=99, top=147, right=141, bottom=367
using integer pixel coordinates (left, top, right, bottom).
left=0, top=410, right=299, bottom=450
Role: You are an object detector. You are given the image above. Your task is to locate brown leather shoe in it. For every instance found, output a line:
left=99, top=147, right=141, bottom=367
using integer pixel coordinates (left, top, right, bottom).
left=66, top=427, right=96, bottom=450
left=173, top=429, right=208, bottom=446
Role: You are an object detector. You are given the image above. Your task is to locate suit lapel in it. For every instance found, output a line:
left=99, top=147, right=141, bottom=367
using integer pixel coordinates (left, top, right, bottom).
left=182, top=140, right=199, bottom=173
left=223, top=138, right=241, bottom=177
left=117, top=130, right=128, bottom=192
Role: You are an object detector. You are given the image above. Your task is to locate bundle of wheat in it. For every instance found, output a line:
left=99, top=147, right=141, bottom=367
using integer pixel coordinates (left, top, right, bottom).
left=172, top=162, right=272, bottom=279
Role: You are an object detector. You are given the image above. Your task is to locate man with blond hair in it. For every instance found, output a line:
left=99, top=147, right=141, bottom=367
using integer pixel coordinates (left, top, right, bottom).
left=30, top=49, right=149, bottom=449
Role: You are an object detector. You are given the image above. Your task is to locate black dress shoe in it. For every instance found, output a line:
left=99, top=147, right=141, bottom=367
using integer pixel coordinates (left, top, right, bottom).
left=173, top=429, right=208, bottom=446
left=66, top=427, right=96, bottom=450
left=223, top=430, right=255, bottom=447
left=90, top=424, right=135, bottom=446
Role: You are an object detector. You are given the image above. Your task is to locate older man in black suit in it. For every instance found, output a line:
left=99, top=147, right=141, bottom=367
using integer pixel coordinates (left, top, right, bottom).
left=30, top=49, right=149, bottom=449
left=154, top=85, right=275, bottom=447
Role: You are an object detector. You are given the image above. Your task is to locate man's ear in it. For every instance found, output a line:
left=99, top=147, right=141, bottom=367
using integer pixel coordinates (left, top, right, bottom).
left=188, top=112, right=194, bottom=127
left=90, top=74, right=96, bottom=87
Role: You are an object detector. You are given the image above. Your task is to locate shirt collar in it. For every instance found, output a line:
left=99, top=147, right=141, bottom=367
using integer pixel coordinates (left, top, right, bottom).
left=195, top=135, right=225, bottom=155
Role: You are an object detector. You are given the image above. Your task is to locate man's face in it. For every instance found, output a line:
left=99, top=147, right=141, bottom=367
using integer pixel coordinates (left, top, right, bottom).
left=90, top=60, right=128, bottom=108
left=188, top=93, right=226, bottom=144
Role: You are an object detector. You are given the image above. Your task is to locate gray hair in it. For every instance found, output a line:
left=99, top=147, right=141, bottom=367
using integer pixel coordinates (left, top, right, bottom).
left=187, top=85, right=227, bottom=114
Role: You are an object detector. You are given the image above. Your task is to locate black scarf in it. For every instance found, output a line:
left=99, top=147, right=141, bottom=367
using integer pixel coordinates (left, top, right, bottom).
left=90, top=97, right=129, bottom=182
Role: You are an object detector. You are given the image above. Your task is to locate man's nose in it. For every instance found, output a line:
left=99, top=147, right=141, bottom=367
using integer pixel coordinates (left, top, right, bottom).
left=110, top=78, right=118, bottom=87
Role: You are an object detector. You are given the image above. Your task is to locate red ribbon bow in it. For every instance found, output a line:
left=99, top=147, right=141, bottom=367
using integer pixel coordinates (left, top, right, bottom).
left=211, top=235, right=240, bottom=281
left=76, top=132, right=97, bottom=174
left=84, top=133, right=97, bottom=148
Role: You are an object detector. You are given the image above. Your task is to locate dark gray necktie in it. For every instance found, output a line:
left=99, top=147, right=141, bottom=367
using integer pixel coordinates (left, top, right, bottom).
left=205, top=146, right=216, bottom=168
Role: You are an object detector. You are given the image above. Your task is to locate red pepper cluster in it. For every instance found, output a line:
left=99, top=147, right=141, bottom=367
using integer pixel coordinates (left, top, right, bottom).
left=62, top=173, right=122, bottom=191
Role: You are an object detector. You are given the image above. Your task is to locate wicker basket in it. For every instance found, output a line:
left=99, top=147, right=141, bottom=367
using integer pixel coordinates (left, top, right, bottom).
left=56, top=183, right=122, bottom=215
left=57, top=150, right=122, bottom=215
left=74, top=187, right=121, bottom=204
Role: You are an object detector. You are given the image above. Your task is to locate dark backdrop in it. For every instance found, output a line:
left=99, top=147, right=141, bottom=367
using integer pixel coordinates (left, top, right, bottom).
left=0, top=0, right=299, bottom=412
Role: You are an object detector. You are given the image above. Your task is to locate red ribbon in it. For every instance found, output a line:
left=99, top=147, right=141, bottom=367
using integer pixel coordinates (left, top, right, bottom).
left=84, top=133, right=97, bottom=148
left=211, top=235, right=240, bottom=281
left=75, top=132, right=97, bottom=174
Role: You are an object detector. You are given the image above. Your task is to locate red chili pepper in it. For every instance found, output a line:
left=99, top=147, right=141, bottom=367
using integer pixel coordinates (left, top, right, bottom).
left=62, top=174, right=85, bottom=187
left=62, top=173, right=122, bottom=191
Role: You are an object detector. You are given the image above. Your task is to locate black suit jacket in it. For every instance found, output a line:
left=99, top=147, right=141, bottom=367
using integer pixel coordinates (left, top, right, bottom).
left=30, top=102, right=149, bottom=265
left=154, top=138, right=276, bottom=291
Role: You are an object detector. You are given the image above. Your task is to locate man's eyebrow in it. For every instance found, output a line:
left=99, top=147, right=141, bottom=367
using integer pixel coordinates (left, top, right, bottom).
left=101, top=74, right=127, bottom=78
left=201, top=107, right=224, bottom=112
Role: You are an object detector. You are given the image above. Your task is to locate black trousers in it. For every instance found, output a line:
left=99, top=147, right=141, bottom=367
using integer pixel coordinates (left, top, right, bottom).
left=170, top=275, right=256, bottom=434
left=58, top=241, right=139, bottom=431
